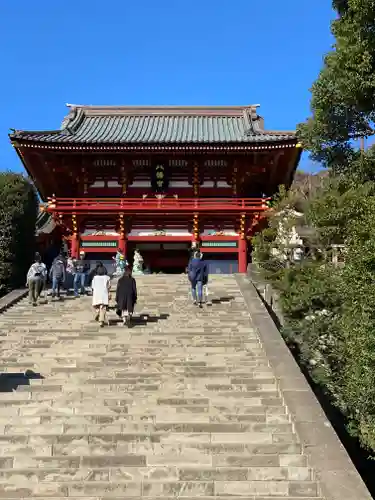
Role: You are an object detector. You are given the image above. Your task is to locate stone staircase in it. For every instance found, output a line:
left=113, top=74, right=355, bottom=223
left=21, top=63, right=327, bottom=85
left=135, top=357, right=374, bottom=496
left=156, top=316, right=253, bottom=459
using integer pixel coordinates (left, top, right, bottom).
left=0, top=275, right=324, bottom=498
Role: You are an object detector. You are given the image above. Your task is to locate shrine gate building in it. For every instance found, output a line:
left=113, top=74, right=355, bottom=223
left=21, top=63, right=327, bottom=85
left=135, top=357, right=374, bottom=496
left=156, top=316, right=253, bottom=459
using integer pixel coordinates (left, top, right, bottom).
left=10, top=104, right=302, bottom=273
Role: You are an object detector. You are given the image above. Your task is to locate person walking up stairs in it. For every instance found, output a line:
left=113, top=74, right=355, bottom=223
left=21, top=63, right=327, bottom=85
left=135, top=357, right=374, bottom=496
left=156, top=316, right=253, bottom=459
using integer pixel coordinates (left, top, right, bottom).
left=91, top=263, right=111, bottom=327
left=115, top=266, right=137, bottom=327
left=187, top=250, right=208, bottom=308
left=25, top=252, right=47, bottom=306
left=49, top=254, right=66, bottom=299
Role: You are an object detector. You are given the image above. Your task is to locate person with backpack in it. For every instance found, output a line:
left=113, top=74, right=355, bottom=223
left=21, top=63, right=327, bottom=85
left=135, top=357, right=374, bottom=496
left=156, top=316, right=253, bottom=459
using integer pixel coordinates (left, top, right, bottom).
left=26, top=253, right=47, bottom=306
left=187, top=251, right=208, bottom=308
left=49, top=254, right=66, bottom=299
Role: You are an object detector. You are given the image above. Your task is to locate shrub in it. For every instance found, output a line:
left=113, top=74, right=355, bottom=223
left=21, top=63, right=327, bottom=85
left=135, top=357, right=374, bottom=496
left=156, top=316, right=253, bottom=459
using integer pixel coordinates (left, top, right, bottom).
left=252, top=176, right=375, bottom=453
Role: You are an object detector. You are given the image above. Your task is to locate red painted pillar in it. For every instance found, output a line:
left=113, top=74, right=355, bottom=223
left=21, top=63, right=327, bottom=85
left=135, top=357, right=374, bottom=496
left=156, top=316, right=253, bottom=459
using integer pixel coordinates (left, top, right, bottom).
left=71, top=233, right=79, bottom=258
left=238, top=237, right=247, bottom=273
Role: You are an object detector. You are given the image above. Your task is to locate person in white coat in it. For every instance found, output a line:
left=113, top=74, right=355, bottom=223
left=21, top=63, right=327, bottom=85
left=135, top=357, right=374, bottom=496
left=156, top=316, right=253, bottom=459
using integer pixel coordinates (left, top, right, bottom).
left=91, top=264, right=111, bottom=327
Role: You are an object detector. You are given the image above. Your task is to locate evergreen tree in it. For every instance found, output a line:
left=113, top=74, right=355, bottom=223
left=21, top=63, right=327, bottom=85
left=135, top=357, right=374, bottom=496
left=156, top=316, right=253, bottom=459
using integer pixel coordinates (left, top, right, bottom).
left=0, top=172, right=38, bottom=297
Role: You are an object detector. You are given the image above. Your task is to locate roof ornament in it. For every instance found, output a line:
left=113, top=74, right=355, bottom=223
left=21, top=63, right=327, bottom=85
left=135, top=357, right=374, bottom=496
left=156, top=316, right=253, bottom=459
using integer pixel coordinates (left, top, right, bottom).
left=61, top=106, right=77, bottom=130
left=61, top=106, right=85, bottom=134
left=243, top=107, right=261, bottom=137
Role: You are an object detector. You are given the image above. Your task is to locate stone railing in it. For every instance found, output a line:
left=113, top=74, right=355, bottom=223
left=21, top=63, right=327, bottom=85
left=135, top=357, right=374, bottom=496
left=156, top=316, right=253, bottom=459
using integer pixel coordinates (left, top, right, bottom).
left=247, top=263, right=284, bottom=327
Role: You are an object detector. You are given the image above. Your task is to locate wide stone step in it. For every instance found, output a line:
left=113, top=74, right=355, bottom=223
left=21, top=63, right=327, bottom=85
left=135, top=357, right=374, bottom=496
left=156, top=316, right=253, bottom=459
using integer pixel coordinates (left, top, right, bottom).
left=0, top=465, right=314, bottom=481
left=0, top=440, right=304, bottom=457
left=0, top=480, right=322, bottom=497
left=4, top=411, right=290, bottom=423
left=1, top=421, right=295, bottom=434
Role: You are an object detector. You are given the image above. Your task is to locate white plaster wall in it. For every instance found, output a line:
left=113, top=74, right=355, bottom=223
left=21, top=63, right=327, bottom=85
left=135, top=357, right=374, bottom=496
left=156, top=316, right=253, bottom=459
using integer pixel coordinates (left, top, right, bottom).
left=131, top=180, right=151, bottom=188
left=169, top=181, right=190, bottom=188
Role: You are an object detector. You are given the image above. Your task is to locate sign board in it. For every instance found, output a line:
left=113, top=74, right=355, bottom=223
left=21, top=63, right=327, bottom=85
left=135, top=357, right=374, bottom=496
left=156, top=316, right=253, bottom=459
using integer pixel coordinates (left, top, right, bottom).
left=201, top=241, right=238, bottom=248
left=81, top=241, right=118, bottom=248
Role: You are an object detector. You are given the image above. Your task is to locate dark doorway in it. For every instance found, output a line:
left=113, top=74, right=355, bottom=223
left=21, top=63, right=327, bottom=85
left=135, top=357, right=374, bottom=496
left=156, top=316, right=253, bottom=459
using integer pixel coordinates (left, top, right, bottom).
left=128, top=242, right=190, bottom=274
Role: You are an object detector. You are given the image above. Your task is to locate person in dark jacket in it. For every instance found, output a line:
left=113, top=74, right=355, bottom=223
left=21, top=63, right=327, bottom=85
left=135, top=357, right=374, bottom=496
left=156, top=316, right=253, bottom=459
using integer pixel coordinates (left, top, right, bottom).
left=73, top=250, right=89, bottom=297
left=187, top=251, right=208, bottom=308
left=49, top=254, right=66, bottom=299
left=115, top=266, right=137, bottom=327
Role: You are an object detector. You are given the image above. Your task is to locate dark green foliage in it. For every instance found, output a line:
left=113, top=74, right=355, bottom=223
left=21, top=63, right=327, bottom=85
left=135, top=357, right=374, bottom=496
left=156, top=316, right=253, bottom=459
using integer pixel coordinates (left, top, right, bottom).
left=0, top=172, right=38, bottom=297
left=255, top=0, right=375, bottom=454
left=298, top=0, right=375, bottom=172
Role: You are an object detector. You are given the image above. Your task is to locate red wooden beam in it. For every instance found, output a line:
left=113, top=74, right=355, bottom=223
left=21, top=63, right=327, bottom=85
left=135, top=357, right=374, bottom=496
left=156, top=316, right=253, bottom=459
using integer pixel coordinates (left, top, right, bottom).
left=200, top=247, right=237, bottom=253
left=127, top=235, right=192, bottom=242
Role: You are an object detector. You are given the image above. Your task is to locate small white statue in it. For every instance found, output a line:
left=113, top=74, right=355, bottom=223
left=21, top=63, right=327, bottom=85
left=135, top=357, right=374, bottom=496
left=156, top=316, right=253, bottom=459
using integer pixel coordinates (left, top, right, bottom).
left=132, top=249, right=144, bottom=275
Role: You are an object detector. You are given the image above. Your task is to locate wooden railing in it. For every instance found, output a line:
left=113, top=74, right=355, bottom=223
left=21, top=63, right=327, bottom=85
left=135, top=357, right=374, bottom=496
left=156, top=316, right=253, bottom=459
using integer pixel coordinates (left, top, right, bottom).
left=45, top=197, right=269, bottom=213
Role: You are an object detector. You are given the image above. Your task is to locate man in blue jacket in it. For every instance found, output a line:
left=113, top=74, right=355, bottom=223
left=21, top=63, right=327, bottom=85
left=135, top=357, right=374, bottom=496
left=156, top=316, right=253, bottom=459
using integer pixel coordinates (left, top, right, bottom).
left=187, top=251, right=208, bottom=308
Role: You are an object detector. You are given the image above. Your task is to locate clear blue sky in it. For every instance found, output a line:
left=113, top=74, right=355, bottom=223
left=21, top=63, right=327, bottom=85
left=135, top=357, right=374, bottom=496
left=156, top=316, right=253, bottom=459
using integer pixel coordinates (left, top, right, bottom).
left=0, top=1, right=334, bottom=174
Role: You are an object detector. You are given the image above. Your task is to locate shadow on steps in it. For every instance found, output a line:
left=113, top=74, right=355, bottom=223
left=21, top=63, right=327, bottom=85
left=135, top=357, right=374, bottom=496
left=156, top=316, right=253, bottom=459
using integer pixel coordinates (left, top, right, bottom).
left=108, top=313, right=170, bottom=326
left=0, top=370, right=44, bottom=392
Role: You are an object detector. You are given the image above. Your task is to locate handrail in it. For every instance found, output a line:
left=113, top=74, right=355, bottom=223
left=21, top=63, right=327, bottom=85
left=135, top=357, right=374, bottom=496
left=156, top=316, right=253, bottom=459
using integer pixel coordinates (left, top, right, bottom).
left=48, top=197, right=269, bottom=201
left=47, top=197, right=269, bottom=204
left=45, top=197, right=270, bottom=213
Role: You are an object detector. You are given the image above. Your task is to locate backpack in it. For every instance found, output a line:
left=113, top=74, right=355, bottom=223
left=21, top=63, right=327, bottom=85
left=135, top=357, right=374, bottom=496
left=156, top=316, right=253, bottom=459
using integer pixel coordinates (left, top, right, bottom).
left=32, top=263, right=45, bottom=278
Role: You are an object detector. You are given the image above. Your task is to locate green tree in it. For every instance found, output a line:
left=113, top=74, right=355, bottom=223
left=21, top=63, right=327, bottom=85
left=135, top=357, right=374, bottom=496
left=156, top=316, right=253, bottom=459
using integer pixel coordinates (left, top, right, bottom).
left=0, top=172, right=38, bottom=297
left=254, top=0, right=375, bottom=453
left=298, top=0, right=375, bottom=174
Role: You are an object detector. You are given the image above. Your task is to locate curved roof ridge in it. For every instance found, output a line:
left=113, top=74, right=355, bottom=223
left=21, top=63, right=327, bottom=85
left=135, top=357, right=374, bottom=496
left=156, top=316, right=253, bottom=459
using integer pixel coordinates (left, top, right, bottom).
left=65, top=104, right=261, bottom=117
left=66, top=103, right=261, bottom=109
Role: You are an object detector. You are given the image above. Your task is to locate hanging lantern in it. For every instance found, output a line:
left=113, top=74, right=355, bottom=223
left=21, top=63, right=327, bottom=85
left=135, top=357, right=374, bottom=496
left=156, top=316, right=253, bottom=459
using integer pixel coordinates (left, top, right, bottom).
left=118, top=213, right=125, bottom=235
left=193, top=213, right=199, bottom=239
left=239, top=214, right=246, bottom=239
left=72, top=213, right=78, bottom=233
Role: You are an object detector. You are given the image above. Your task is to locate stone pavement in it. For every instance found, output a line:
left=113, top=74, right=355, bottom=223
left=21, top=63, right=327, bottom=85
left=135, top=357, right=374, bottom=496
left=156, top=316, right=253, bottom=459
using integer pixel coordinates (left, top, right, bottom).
left=0, top=274, right=325, bottom=499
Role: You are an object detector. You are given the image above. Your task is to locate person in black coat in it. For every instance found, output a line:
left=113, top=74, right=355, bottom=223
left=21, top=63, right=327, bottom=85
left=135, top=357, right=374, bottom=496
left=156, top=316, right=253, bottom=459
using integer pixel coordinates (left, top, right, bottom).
left=115, top=266, right=137, bottom=327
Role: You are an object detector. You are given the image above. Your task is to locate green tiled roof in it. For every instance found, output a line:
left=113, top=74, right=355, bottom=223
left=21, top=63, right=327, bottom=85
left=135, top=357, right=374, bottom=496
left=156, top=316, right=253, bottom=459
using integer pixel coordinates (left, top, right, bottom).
left=10, top=105, right=296, bottom=145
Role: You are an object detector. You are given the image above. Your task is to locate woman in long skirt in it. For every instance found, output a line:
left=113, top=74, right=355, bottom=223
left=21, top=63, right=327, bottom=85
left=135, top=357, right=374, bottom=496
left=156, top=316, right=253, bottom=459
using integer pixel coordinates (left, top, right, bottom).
left=91, top=264, right=111, bottom=327
left=116, top=266, right=137, bottom=327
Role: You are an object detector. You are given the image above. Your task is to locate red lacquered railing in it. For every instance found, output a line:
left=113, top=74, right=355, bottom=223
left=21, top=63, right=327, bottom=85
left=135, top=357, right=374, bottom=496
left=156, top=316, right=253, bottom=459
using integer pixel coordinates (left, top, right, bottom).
left=45, top=197, right=270, bottom=213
